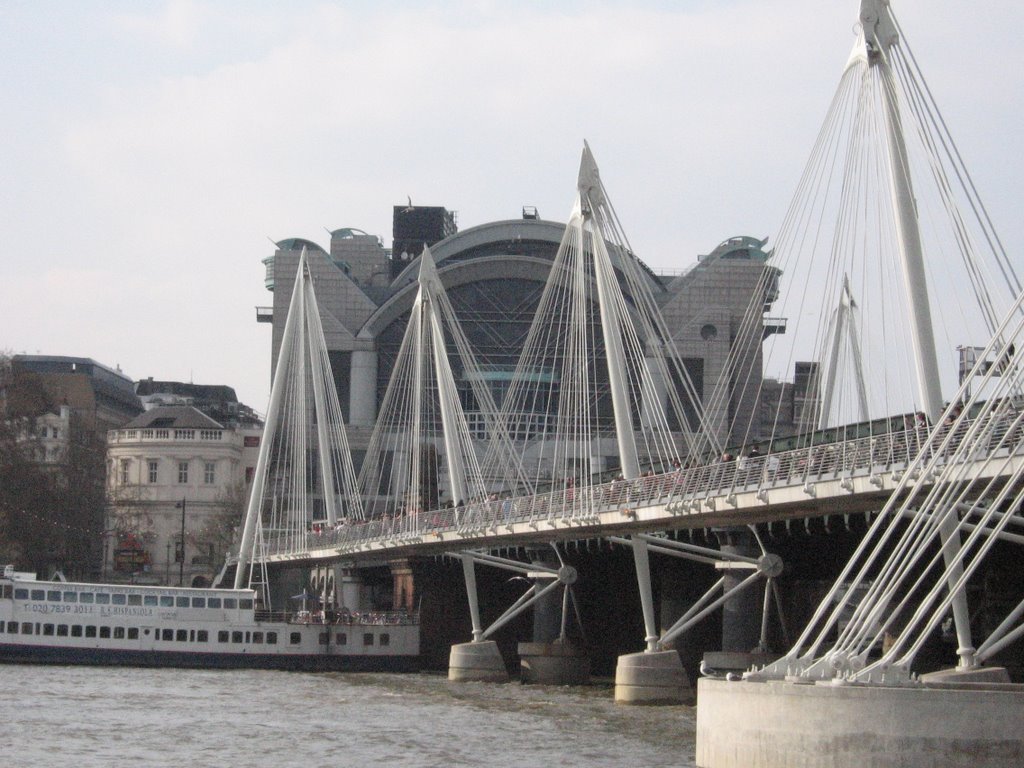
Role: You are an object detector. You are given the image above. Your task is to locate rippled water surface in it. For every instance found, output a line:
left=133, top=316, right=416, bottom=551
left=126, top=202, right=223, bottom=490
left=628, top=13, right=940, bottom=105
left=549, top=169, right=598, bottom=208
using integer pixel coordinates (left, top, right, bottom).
left=1, top=665, right=697, bottom=767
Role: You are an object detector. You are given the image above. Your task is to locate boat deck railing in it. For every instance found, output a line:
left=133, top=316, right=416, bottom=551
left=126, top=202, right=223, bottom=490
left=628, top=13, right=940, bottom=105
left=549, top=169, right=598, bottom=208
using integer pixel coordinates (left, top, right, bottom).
left=255, top=609, right=418, bottom=626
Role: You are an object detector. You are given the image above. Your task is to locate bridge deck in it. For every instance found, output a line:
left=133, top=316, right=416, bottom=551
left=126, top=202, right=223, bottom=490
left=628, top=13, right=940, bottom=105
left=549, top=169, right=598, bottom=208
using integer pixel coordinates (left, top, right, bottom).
left=251, top=419, right=1024, bottom=565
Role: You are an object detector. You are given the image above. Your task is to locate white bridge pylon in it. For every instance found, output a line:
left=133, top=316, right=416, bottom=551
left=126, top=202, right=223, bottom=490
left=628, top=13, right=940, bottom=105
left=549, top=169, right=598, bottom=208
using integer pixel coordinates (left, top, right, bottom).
left=235, top=247, right=363, bottom=591
left=357, top=245, right=527, bottom=531
left=738, top=0, right=1024, bottom=684
left=485, top=141, right=718, bottom=504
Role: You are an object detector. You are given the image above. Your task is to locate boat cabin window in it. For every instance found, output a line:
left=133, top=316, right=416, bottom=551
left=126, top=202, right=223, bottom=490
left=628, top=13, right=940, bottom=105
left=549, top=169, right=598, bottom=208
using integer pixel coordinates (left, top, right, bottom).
left=80, top=593, right=94, bottom=604
left=95, top=594, right=110, bottom=605
left=43, top=624, right=55, bottom=636
left=62, top=591, right=77, bottom=603
left=6, top=622, right=16, bottom=633
left=14, top=588, right=28, bottom=600
left=239, top=599, right=254, bottom=610
left=336, top=632, right=347, bottom=645
left=176, top=597, right=189, bottom=608
left=21, top=623, right=32, bottom=635
left=197, top=630, right=208, bottom=642
left=231, top=631, right=243, bottom=643
left=144, top=596, right=158, bottom=606
left=57, top=625, right=69, bottom=637
left=85, top=626, right=96, bottom=638
left=318, top=632, right=329, bottom=646
left=99, top=627, right=110, bottom=639
left=160, top=596, right=173, bottom=607
left=218, top=631, right=229, bottom=643
left=252, top=632, right=263, bottom=644
left=161, top=629, right=173, bottom=641
left=191, top=597, right=206, bottom=608
left=289, top=632, right=301, bottom=645
left=30, top=589, right=44, bottom=600
left=207, top=598, right=221, bottom=609
left=128, top=628, right=139, bottom=640
left=114, top=627, right=125, bottom=639
left=112, top=594, right=126, bottom=606
left=0, top=584, right=11, bottom=599
left=71, top=626, right=82, bottom=637
left=266, top=632, right=277, bottom=645
left=128, top=595, right=142, bottom=606
left=176, top=630, right=187, bottom=642
left=363, top=633, right=374, bottom=646
left=380, top=634, right=390, bottom=647
left=223, top=598, right=237, bottom=610
left=47, top=591, right=61, bottom=602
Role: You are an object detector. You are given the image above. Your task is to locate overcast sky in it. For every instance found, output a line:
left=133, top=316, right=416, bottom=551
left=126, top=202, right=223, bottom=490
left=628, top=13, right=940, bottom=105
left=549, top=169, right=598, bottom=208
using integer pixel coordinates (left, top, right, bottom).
left=3, top=0, right=1021, bottom=413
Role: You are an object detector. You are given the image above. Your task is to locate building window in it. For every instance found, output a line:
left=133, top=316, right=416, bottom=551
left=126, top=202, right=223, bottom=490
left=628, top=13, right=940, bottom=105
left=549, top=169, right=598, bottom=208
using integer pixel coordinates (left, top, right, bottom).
left=148, top=460, right=158, bottom=483
left=120, top=459, right=130, bottom=485
left=204, top=462, right=215, bottom=485
left=178, top=461, right=188, bottom=484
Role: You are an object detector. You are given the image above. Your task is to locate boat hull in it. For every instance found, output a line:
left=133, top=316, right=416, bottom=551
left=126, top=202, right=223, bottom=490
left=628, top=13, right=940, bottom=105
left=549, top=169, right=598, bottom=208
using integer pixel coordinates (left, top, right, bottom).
left=0, top=642, right=420, bottom=672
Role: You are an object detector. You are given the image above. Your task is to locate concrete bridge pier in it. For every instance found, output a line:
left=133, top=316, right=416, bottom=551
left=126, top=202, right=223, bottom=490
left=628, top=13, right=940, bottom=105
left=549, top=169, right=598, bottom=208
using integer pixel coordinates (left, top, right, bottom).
left=701, top=528, right=771, bottom=674
left=518, top=549, right=590, bottom=685
left=448, top=552, right=509, bottom=683
left=615, top=536, right=692, bottom=704
left=337, top=568, right=362, bottom=612
left=390, top=559, right=415, bottom=612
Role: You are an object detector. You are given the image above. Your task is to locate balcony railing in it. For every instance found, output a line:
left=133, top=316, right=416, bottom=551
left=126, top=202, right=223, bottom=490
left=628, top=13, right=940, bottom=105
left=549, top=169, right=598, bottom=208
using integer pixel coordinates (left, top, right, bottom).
left=108, top=428, right=226, bottom=444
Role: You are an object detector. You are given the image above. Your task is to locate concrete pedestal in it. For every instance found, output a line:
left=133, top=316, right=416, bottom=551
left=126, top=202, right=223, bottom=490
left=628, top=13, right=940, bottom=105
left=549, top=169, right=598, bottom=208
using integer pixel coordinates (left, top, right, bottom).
left=519, top=641, right=590, bottom=686
left=615, top=650, right=693, bottom=704
left=448, top=640, right=508, bottom=683
left=696, top=674, right=1024, bottom=767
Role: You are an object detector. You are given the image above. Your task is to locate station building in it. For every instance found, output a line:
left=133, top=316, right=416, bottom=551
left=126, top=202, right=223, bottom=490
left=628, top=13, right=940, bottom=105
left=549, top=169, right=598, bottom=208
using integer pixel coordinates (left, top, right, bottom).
left=258, top=205, right=786, bottom=475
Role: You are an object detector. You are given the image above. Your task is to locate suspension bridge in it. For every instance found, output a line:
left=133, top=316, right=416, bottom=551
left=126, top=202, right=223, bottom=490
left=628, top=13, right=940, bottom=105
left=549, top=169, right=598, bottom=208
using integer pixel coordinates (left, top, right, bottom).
left=232, top=1, right=1023, bottom=764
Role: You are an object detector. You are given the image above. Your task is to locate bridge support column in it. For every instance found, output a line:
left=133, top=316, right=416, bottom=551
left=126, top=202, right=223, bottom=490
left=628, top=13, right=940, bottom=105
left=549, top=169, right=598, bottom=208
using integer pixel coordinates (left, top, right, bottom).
left=519, top=549, right=589, bottom=685
left=702, top=528, right=765, bottom=674
left=449, top=553, right=509, bottom=682
left=390, top=559, right=415, bottom=613
left=615, top=537, right=692, bottom=704
left=338, top=568, right=362, bottom=612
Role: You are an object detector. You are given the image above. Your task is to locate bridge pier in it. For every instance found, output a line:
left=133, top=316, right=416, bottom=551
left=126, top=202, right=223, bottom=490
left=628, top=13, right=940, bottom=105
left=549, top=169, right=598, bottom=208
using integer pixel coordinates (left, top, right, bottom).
left=702, top=528, right=770, bottom=674
left=518, top=548, right=589, bottom=685
left=390, top=559, right=415, bottom=612
left=338, top=568, right=362, bottom=612
left=448, top=552, right=509, bottom=682
left=615, top=536, right=692, bottom=704
left=696, top=675, right=1024, bottom=768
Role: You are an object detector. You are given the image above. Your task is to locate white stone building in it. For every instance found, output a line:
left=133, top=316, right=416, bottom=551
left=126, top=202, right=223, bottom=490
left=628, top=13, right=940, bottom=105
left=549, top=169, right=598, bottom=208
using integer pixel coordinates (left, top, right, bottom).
left=104, top=405, right=262, bottom=586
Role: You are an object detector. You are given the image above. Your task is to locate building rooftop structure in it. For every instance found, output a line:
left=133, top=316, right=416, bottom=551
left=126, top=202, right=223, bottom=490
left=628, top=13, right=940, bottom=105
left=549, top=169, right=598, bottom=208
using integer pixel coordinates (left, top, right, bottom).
left=123, top=405, right=225, bottom=431
left=135, top=379, right=262, bottom=427
left=12, top=354, right=142, bottom=432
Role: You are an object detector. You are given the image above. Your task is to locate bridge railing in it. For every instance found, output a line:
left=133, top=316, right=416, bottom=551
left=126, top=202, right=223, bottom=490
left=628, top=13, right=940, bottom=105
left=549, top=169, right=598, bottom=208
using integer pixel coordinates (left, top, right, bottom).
left=259, top=413, right=1022, bottom=559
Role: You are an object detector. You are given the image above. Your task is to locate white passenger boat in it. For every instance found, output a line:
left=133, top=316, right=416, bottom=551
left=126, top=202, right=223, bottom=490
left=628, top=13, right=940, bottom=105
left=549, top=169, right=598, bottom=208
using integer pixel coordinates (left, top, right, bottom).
left=0, top=565, right=419, bottom=671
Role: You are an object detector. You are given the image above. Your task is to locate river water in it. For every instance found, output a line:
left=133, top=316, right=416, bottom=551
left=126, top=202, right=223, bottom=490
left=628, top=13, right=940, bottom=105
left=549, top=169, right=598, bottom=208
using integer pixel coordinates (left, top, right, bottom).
left=1, top=665, right=697, bottom=767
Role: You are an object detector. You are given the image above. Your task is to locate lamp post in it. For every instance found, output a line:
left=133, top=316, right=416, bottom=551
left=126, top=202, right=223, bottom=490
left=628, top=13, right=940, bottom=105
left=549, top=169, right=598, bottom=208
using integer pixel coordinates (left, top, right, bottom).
left=174, top=498, right=186, bottom=586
